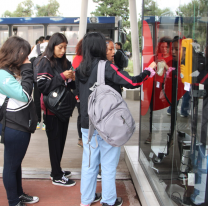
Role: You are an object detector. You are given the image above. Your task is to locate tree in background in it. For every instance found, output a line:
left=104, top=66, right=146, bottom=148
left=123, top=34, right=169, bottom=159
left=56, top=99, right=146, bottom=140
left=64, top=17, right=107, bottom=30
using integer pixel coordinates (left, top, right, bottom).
left=36, top=0, right=60, bottom=17
left=177, top=0, right=208, bottom=49
left=2, top=0, right=34, bottom=17
left=143, top=0, right=173, bottom=16
left=2, top=0, right=60, bottom=17
left=91, top=0, right=130, bottom=51
left=91, top=0, right=129, bottom=27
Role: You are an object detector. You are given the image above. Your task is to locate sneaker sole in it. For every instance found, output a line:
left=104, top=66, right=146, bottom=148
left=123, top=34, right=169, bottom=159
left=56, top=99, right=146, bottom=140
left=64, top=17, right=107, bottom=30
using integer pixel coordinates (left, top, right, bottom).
left=93, top=196, right=102, bottom=203
left=22, top=198, right=39, bottom=204
left=52, top=181, right=76, bottom=187
left=77, top=144, right=83, bottom=148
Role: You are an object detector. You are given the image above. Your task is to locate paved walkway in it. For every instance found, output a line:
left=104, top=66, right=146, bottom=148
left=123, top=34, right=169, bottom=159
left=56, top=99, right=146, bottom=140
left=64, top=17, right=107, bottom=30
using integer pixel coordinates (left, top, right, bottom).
left=0, top=97, right=139, bottom=179
left=0, top=94, right=141, bottom=206
left=0, top=179, right=141, bottom=206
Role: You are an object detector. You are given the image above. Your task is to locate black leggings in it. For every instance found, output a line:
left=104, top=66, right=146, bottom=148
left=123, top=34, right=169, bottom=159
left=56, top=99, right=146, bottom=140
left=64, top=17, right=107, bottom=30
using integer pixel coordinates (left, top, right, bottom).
left=44, top=115, right=69, bottom=180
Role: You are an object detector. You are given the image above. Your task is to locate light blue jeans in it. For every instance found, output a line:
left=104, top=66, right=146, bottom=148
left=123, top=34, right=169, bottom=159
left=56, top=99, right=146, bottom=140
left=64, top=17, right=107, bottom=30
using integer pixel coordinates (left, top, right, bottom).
left=81, top=128, right=121, bottom=205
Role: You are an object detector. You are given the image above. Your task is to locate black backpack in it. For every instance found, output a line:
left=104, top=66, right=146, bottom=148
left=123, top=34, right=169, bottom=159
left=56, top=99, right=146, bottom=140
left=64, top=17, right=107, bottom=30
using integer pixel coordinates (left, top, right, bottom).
left=117, top=50, right=129, bottom=68
left=30, top=44, right=42, bottom=82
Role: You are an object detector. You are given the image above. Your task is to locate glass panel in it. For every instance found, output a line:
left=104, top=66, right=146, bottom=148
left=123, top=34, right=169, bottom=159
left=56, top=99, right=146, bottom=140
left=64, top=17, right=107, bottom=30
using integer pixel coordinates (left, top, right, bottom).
left=0, top=26, right=8, bottom=48
left=13, top=25, right=44, bottom=47
left=47, top=25, right=79, bottom=53
left=140, top=0, right=208, bottom=205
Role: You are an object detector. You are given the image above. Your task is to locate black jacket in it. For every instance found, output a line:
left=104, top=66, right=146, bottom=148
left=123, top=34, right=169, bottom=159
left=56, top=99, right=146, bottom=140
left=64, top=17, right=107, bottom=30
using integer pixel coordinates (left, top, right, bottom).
left=37, top=57, right=75, bottom=95
left=37, top=57, right=75, bottom=115
left=0, top=64, right=38, bottom=133
left=75, top=58, right=150, bottom=128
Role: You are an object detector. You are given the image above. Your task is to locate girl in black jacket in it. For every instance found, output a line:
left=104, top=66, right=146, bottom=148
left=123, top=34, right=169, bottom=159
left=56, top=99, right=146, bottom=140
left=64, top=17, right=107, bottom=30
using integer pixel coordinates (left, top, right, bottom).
left=76, top=32, right=156, bottom=206
left=37, top=33, right=76, bottom=187
left=0, top=37, right=39, bottom=206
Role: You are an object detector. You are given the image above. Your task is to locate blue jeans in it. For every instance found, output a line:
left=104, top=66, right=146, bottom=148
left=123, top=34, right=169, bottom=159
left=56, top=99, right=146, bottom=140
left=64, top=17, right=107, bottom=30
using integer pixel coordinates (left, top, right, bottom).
left=81, top=128, right=121, bottom=205
left=0, top=123, right=31, bottom=206
left=181, top=91, right=191, bottom=116
left=167, top=92, right=190, bottom=115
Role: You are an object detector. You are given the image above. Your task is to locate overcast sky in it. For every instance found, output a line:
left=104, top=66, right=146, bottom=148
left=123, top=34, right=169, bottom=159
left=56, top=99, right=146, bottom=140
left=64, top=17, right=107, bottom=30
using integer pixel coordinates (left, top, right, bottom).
left=0, top=0, right=193, bottom=19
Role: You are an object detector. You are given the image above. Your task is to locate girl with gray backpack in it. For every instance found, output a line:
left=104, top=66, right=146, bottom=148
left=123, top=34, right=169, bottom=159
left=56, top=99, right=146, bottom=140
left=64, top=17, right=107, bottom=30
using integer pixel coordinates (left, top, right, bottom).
left=76, top=32, right=156, bottom=206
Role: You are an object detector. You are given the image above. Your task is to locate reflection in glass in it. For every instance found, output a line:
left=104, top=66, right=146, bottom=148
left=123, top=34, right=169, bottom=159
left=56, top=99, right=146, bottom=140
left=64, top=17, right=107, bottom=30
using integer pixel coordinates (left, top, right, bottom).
left=140, top=0, right=208, bottom=205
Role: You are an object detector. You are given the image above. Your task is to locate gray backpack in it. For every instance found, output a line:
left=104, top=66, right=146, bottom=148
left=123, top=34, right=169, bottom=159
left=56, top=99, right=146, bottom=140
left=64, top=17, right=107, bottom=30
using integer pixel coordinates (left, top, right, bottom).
left=88, top=60, right=135, bottom=147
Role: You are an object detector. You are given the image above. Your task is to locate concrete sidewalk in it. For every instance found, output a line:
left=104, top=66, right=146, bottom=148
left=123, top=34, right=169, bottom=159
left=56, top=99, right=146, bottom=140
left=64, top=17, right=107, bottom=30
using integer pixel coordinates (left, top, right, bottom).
left=0, top=98, right=140, bottom=179
left=0, top=179, right=141, bottom=206
left=0, top=97, right=142, bottom=206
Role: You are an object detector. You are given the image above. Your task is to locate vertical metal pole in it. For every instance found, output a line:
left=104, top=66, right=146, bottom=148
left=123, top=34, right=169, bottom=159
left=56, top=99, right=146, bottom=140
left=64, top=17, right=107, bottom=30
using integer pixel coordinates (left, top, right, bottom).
left=78, top=0, right=89, bottom=40
left=129, top=0, right=140, bottom=75
left=9, top=25, right=13, bottom=37
left=193, top=1, right=195, bottom=40
left=44, top=24, right=48, bottom=37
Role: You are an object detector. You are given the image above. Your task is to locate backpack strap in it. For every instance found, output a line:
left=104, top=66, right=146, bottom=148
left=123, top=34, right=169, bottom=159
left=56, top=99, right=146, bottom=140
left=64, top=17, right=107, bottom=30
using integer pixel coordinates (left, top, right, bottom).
left=97, top=60, right=107, bottom=85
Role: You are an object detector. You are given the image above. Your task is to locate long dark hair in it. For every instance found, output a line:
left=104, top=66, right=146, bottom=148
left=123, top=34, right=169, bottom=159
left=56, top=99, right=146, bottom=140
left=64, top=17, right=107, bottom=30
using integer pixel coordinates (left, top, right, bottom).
left=79, top=32, right=107, bottom=76
left=0, top=36, right=31, bottom=76
left=42, top=32, right=68, bottom=69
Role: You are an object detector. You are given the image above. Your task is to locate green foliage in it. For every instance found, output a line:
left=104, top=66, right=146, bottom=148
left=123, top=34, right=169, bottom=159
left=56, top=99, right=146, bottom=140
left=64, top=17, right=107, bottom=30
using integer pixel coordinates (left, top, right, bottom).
left=124, top=59, right=133, bottom=74
left=178, top=0, right=208, bottom=49
left=144, top=0, right=173, bottom=16
left=91, top=0, right=129, bottom=22
left=2, top=0, right=60, bottom=17
left=123, top=32, right=131, bottom=52
left=36, top=0, right=60, bottom=17
left=2, top=0, right=34, bottom=17
left=2, top=10, right=14, bottom=17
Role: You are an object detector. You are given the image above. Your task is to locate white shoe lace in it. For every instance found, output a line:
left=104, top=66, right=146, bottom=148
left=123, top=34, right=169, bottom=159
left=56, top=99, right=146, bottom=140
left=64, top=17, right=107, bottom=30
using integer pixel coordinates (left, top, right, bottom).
left=62, top=175, right=68, bottom=182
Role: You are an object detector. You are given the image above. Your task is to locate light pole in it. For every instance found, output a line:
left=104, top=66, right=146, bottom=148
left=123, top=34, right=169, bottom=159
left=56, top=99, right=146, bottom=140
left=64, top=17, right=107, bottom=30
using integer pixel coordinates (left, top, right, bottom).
left=129, top=0, right=140, bottom=75
left=78, top=0, right=89, bottom=41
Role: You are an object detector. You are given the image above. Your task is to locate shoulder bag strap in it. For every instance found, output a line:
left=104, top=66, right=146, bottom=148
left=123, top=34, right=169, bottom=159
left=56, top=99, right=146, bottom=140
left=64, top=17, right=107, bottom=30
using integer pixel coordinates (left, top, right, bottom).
left=97, top=60, right=107, bottom=85
left=0, top=97, right=9, bottom=144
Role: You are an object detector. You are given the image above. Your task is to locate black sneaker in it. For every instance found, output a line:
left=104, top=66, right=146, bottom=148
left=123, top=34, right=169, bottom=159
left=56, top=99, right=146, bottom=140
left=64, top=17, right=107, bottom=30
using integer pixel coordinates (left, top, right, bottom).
left=102, top=197, right=123, bottom=206
left=16, top=201, right=26, bottom=206
left=52, top=175, right=76, bottom=187
left=93, top=193, right=102, bottom=203
left=19, top=193, right=39, bottom=204
left=50, top=170, right=72, bottom=180
left=63, top=170, right=72, bottom=177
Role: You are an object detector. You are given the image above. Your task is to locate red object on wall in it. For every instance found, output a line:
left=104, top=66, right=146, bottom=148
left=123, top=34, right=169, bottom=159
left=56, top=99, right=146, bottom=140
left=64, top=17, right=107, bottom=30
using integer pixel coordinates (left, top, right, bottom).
left=141, top=20, right=185, bottom=114
left=141, top=20, right=154, bottom=116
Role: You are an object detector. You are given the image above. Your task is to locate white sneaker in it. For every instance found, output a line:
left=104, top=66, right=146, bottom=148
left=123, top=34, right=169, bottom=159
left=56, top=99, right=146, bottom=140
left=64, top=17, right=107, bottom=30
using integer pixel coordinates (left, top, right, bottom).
left=36, top=122, right=40, bottom=129
left=97, top=174, right=102, bottom=181
left=42, top=123, right=45, bottom=131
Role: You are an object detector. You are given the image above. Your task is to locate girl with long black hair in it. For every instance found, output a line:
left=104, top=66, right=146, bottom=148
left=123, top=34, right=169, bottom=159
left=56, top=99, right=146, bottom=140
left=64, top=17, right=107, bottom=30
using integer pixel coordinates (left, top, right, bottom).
left=37, top=32, right=76, bottom=187
left=76, top=32, right=156, bottom=206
